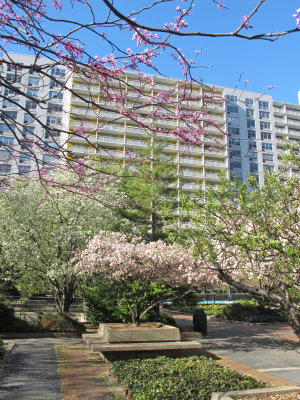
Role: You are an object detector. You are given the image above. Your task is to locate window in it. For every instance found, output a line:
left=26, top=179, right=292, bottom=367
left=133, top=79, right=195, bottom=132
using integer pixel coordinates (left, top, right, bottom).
left=230, top=172, right=243, bottom=181
left=259, top=111, right=270, bottom=119
left=246, top=109, right=254, bottom=118
left=51, top=67, right=65, bottom=77
left=46, top=116, right=61, bottom=125
left=0, top=150, right=12, bottom=160
left=245, top=98, right=254, bottom=108
left=259, top=100, right=269, bottom=110
left=260, top=121, right=271, bottom=130
left=226, top=95, right=237, bottom=104
left=19, top=152, right=31, bottom=163
left=44, top=141, right=60, bottom=149
left=249, top=141, right=257, bottom=150
left=0, top=164, right=12, bottom=173
left=228, top=127, right=240, bottom=136
left=1, top=111, right=18, bottom=120
left=28, top=76, right=40, bottom=86
left=261, top=132, right=272, bottom=140
left=45, top=129, right=61, bottom=139
left=230, top=161, right=241, bottom=169
left=49, top=91, right=64, bottom=101
left=262, top=142, right=273, bottom=151
left=0, top=136, right=14, bottom=146
left=249, top=153, right=258, bottom=161
left=26, top=100, right=38, bottom=110
left=43, top=154, right=58, bottom=164
left=23, top=126, right=35, bottom=136
left=248, top=130, right=256, bottom=139
left=247, top=119, right=255, bottom=128
left=6, top=73, right=22, bottom=83
left=20, top=140, right=32, bottom=150
left=250, top=163, right=258, bottom=173
left=0, top=124, right=15, bottom=134
left=227, top=105, right=238, bottom=114
left=229, top=138, right=240, bottom=146
left=2, top=99, right=19, bottom=109
left=50, top=79, right=63, bottom=89
left=18, top=165, right=31, bottom=175
left=263, top=164, right=274, bottom=171
left=263, top=154, right=273, bottom=162
left=230, top=149, right=241, bottom=158
left=4, top=87, right=15, bottom=96
left=24, top=113, right=36, bottom=123
left=7, top=65, right=23, bottom=72
left=228, top=117, right=239, bottom=126
left=47, top=103, right=63, bottom=112
left=27, top=88, right=39, bottom=97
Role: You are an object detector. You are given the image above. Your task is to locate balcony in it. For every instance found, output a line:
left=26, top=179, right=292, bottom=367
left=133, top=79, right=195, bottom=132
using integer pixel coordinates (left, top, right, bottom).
left=181, top=171, right=203, bottom=178
left=286, top=109, right=300, bottom=117
left=182, top=183, right=200, bottom=191
left=287, top=119, right=300, bottom=127
left=179, top=158, right=202, bottom=166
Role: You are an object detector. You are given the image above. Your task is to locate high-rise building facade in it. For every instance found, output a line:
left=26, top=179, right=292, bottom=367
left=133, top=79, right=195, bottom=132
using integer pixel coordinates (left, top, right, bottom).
left=1, top=52, right=299, bottom=192
left=0, top=53, right=66, bottom=177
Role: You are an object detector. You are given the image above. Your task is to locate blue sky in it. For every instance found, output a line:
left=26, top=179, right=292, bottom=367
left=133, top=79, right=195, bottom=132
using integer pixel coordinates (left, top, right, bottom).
left=7, top=0, right=300, bottom=104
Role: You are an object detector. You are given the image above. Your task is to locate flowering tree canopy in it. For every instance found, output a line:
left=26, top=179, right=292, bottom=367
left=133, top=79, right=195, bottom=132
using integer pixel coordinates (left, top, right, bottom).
left=0, top=167, right=124, bottom=311
left=74, top=230, right=213, bottom=324
left=0, top=1, right=299, bottom=189
left=185, top=172, right=300, bottom=337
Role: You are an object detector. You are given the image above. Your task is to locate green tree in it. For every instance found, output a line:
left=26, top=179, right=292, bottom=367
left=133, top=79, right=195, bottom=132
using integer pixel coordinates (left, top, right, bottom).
left=117, top=132, right=179, bottom=241
left=185, top=172, right=300, bottom=337
left=0, top=168, right=123, bottom=312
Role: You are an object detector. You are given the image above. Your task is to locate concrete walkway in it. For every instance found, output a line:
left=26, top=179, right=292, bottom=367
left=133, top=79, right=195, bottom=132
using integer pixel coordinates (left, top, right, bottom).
left=169, top=312, right=300, bottom=386
left=0, top=338, right=82, bottom=400
left=0, top=318, right=299, bottom=399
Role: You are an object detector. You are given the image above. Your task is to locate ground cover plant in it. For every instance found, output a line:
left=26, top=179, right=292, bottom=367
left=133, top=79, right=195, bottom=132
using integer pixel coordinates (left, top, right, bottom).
left=112, top=355, right=266, bottom=400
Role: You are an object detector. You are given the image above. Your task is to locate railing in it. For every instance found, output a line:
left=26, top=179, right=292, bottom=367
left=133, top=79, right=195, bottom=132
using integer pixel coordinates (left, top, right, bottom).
left=7, top=296, right=86, bottom=313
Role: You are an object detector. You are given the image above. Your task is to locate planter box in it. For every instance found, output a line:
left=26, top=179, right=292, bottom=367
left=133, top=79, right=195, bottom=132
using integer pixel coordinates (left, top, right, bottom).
left=98, top=322, right=181, bottom=343
left=211, top=386, right=300, bottom=400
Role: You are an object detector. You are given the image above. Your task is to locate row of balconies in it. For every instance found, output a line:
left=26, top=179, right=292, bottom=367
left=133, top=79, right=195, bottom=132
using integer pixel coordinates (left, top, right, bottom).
left=69, top=145, right=226, bottom=166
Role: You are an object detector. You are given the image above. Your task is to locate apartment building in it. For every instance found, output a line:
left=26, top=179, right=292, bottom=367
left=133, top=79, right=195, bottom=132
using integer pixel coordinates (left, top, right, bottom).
left=0, top=52, right=299, bottom=191
left=0, top=53, right=66, bottom=177
left=65, top=70, right=227, bottom=196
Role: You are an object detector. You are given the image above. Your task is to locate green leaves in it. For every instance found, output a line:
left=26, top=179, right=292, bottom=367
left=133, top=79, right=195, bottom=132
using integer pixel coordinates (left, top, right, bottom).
left=112, top=356, right=265, bottom=400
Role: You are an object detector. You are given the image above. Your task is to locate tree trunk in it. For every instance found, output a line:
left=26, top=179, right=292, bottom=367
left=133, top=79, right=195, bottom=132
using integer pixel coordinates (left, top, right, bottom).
left=54, top=284, right=75, bottom=313
left=287, top=308, right=300, bottom=339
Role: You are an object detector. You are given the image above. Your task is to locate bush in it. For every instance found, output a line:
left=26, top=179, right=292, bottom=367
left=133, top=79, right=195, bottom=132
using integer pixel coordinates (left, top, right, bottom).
left=0, top=298, right=39, bottom=333
left=214, top=301, right=287, bottom=323
left=38, top=313, right=85, bottom=335
left=81, top=279, right=178, bottom=325
left=112, top=356, right=266, bottom=400
left=0, top=340, right=5, bottom=359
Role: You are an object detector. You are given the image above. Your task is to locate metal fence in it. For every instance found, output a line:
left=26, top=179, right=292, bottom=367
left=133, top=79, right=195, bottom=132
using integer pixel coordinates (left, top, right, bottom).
left=6, top=296, right=86, bottom=313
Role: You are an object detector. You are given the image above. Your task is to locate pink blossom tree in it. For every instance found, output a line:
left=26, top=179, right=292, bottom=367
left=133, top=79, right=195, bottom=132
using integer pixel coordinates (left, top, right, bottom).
left=74, top=230, right=213, bottom=325
left=0, top=1, right=299, bottom=191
